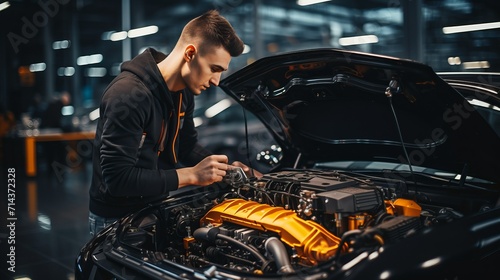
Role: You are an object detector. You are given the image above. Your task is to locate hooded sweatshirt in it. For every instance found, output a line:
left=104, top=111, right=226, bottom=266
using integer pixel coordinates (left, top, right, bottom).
left=89, top=48, right=212, bottom=218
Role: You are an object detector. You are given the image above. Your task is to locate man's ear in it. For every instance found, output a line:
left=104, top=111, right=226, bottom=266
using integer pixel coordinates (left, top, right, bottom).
left=184, top=45, right=197, bottom=61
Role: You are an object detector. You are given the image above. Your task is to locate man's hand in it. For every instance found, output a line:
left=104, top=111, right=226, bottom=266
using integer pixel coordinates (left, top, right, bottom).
left=231, top=161, right=263, bottom=179
left=176, top=155, right=229, bottom=187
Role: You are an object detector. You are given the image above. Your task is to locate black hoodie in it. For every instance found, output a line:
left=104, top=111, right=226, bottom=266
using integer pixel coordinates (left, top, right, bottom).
left=89, top=48, right=211, bottom=218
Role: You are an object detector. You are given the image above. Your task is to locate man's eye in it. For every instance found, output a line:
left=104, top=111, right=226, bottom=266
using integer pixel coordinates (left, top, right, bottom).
left=211, top=66, right=224, bottom=73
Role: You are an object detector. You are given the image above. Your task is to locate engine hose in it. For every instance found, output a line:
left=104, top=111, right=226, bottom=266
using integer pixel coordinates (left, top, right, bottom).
left=264, top=237, right=295, bottom=274
left=334, top=229, right=362, bottom=265
left=194, top=227, right=269, bottom=267
left=216, top=234, right=269, bottom=265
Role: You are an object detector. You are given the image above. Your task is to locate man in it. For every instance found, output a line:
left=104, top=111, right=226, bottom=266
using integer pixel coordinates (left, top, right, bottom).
left=89, top=10, right=260, bottom=236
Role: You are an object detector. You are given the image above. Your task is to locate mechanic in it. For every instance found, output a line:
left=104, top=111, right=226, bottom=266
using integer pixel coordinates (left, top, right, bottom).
left=89, top=10, right=261, bottom=237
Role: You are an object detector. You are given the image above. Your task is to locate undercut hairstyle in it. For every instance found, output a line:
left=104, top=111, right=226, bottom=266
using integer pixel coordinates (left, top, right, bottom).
left=181, top=10, right=244, bottom=57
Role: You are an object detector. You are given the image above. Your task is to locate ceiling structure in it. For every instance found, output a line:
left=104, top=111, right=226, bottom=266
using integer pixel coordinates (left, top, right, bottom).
left=1, top=0, right=499, bottom=111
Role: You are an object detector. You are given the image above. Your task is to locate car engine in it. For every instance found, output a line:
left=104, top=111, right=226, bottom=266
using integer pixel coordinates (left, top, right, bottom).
left=116, top=169, right=474, bottom=276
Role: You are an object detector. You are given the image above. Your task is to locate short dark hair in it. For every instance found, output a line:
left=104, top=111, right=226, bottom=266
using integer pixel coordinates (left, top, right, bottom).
left=181, top=10, right=244, bottom=57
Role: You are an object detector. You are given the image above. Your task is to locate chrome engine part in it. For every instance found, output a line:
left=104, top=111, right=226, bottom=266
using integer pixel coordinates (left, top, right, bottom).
left=222, top=166, right=248, bottom=187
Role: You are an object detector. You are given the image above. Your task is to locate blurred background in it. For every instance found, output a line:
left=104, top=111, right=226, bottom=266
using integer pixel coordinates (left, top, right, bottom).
left=1, top=0, right=499, bottom=124
left=0, top=1, right=499, bottom=279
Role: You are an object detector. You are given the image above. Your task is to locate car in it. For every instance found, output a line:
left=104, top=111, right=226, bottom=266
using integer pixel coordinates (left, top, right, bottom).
left=75, top=48, right=500, bottom=280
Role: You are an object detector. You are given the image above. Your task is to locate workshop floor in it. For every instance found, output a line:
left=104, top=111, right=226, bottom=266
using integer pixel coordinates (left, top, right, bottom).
left=1, top=151, right=92, bottom=280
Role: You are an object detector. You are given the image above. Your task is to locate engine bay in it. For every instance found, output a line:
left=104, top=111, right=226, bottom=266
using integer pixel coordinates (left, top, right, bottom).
left=110, top=169, right=496, bottom=276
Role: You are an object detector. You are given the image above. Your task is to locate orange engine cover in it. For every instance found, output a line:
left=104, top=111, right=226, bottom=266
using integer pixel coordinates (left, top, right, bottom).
left=200, top=199, right=344, bottom=265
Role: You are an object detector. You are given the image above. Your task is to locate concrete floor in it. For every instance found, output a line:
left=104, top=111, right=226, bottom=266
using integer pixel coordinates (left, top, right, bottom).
left=1, top=141, right=92, bottom=280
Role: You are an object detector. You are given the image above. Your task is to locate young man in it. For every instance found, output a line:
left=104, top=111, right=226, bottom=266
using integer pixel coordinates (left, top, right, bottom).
left=89, top=10, right=260, bottom=236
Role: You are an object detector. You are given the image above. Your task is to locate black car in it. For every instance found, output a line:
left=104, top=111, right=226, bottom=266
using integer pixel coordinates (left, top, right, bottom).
left=75, top=49, right=500, bottom=280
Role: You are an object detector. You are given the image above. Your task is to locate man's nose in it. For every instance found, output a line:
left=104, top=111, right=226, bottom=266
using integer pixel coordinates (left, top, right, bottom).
left=210, top=73, right=221, bottom=86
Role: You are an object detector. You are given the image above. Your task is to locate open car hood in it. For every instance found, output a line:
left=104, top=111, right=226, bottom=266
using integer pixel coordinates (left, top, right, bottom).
left=220, top=49, right=500, bottom=183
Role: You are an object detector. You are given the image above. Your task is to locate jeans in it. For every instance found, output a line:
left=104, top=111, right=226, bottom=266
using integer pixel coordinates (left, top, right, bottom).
left=88, top=211, right=118, bottom=237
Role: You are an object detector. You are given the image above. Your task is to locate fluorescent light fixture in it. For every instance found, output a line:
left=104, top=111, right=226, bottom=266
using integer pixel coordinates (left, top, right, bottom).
left=462, top=60, right=490, bottom=69
left=339, top=35, right=378, bottom=46
left=128, top=25, right=158, bottom=38
left=205, top=98, right=232, bottom=118
left=193, top=117, right=203, bottom=127
left=86, top=67, right=107, bottom=77
left=57, top=67, right=75, bottom=76
left=77, top=54, right=103, bottom=66
left=110, top=31, right=127, bottom=41
left=29, top=63, right=46, bottom=72
left=89, top=108, right=100, bottom=121
left=101, top=31, right=115, bottom=40
left=0, top=1, right=10, bottom=12
left=242, top=44, right=251, bottom=54
left=106, top=26, right=158, bottom=40
left=297, top=0, right=330, bottom=6
left=443, top=21, right=500, bottom=34
left=37, top=213, right=51, bottom=230
left=447, top=57, right=461, bottom=65
left=52, top=40, right=70, bottom=50
left=421, top=257, right=442, bottom=268
left=61, top=106, right=74, bottom=116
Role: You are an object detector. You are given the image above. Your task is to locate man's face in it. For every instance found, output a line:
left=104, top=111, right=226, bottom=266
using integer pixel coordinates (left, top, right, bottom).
left=182, top=46, right=231, bottom=95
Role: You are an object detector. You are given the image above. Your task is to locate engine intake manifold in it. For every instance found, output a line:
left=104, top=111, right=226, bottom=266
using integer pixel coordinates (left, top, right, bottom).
left=200, top=199, right=345, bottom=265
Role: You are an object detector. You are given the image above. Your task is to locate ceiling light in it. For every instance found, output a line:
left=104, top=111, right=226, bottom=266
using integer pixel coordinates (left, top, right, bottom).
left=447, top=57, right=461, bottom=65
left=420, top=257, right=442, bottom=268
left=205, top=99, right=232, bottom=118
left=443, top=21, right=500, bottom=34
left=128, top=25, right=158, bottom=38
left=85, top=67, right=107, bottom=77
left=339, top=35, right=378, bottom=46
left=297, top=0, right=331, bottom=6
left=0, top=1, right=10, bottom=12
left=193, top=117, right=203, bottom=127
left=101, top=31, right=115, bottom=40
left=77, top=54, right=103, bottom=66
left=462, top=61, right=490, bottom=69
left=52, top=40, right=71, bottom=50
left=110, top=31, right=127, bottom=41
left=242, top=44, right=251, bottom=54
left=57, top=67, right=75, bottom=76
left=89, top=108, right=100, bottom=121
left=29, top=63, right=46, bottom=72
